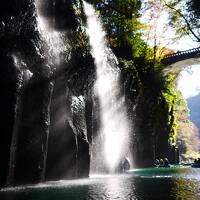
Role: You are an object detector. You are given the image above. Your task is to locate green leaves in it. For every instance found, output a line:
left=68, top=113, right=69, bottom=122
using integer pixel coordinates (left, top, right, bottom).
left=87, top=0, right=146, bottom=57
left=164, top=0, right=200, bottom=42
left=84, top=0, right=186, bottom=146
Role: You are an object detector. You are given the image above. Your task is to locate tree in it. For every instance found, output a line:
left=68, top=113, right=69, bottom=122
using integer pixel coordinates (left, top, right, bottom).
left=140, top=0, right=177, bottom=60
left=162, top=0, right=200, bottom=42
left=85, top=0, right=150, bottom=58
left=175, top=91, right=200, bottom=160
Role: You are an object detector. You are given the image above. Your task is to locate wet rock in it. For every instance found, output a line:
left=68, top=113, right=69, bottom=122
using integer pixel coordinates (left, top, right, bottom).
left=36, top=0, right=78, bottom=31
left=0, top=55, right=19, bottom=187
left=70, top=95, right=90, bottom=178
left=12, top=74, right=53, bottom=185
left=46, top=74, right=77, bottom=181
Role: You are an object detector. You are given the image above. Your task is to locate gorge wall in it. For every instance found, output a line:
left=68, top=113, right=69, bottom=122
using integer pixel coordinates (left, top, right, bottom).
left=0, top=0, right=177, bottom=187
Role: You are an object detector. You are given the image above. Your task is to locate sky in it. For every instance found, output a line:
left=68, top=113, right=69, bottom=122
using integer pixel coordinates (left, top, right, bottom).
left=140, top=2, right=200, bottom=99
left=177, top=66, right=200, bottom=99
left=172, top=34, right=200, bottom=100
left=156, top=19, right=200, bottom=100
left=174, top=35, right=200, bottom=99
left=151, top=9, right=200, bottom=100
left=140, top=0, right=199, bottom=50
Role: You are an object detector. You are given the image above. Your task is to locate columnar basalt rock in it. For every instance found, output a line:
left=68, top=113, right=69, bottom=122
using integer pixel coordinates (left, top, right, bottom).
left=70, top=95, right=90, bottom=178
left=46, top=75, right=77, bottom=181
left=0, top=55, right=19, bottom=187
left=0, top=0, right=182, bottom=187
left=13, top=74, right=53, bottom=185
left=0, top=0, right=93, bottom=186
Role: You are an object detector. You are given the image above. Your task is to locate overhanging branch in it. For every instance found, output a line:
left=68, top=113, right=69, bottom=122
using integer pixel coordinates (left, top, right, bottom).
left=101, top=1, right=132, bottom=19
left=162, top=0, right=200, bottom=42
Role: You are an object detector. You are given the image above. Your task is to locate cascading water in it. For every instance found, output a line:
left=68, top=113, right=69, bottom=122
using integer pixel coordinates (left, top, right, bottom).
left=35, top=0, right=68, bottom=67
left=83, top=1, right=131, bottom=173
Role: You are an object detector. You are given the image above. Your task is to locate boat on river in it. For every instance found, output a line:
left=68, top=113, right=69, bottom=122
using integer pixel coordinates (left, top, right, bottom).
left=126, top=165, right=189, bottom=177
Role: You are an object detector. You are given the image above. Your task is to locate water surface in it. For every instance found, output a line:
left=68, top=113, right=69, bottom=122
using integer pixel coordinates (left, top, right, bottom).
left=1, top=166, right=200, bottom=200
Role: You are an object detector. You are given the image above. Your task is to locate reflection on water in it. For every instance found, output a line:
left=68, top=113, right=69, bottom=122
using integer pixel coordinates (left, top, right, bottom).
left=172, top=178, right=200, bottom=200
left=1, top=167, right=200, bottom=200
left=88, top=176, right=136, bottom=200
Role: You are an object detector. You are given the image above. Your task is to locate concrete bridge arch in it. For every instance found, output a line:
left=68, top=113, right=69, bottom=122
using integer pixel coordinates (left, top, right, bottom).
left=162, top=47, right=200, bottom=74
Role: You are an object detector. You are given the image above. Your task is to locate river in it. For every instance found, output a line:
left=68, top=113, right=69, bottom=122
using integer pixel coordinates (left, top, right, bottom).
left=1, top=166, right=200, bottom=200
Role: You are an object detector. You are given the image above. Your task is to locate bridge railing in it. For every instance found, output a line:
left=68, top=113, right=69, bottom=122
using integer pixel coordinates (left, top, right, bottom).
left=163, top=47, right=200, bottom=59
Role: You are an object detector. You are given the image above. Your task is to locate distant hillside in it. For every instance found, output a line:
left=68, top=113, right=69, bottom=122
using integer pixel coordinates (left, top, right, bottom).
left=187, top=93, right=200, bottom=135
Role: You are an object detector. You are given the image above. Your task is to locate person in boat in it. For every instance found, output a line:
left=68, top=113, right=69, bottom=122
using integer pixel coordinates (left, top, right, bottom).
left=159, top=158, right=170, bottom=167
left=154, top=159, right=160, bottom=167
left=159, top=159, right=164, bottom=167
left=163, top=158, right=170, bottom=167
left=191, top=158, right=200, bottom=168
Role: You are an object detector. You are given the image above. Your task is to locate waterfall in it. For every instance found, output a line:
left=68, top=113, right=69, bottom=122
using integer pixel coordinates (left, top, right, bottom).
left=35, top=0, right=68, bottom=67
left=35, top=0, right=78, bottom=181
left=83, top=1, right=131, bottom=173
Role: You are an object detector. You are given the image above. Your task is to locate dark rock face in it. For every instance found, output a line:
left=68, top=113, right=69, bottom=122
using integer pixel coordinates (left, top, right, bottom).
left=70, top=95, right=90, bottom=178
left=85, top=97, right=93, bottom=144
left=120, top=60, right=176, bottom=168
left=0, top=55, right=19, bottom=187
left=134, top=94, right=157, bottom=167
left=54, top=0, right=78, bottom=30
left=0, top=0, right=176, bottom=187
left=0, top=0, right=92, bottom=186
left=36, top=0, right=78, bottom=31
left=133, top=90, right=176, bottom=167
left=13, top=74, right=53, bottom=185
left=46, top=75, right=77, bottom=181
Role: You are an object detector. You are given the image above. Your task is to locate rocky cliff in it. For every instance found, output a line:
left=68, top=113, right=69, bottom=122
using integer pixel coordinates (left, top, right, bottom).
left=0, top=0, right=178, bottom=186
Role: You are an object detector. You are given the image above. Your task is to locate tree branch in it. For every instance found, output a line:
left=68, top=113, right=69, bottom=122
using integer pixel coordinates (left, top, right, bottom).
left=101, top=1, right=132, bottom=19
left=162, top=0, right=200, bottom=42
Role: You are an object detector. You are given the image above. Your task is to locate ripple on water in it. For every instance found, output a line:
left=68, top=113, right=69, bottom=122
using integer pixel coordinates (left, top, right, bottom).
left=1, top=168, right=200, bottom=200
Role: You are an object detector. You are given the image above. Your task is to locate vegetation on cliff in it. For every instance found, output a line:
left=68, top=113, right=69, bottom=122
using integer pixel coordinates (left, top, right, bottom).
left=64, top=0, right=200, bottom=163
left=175, top=91, right=200, bottom=160
left=164, top=0, right=200, bottom=42
left=85, top=0, right=200, bottom=161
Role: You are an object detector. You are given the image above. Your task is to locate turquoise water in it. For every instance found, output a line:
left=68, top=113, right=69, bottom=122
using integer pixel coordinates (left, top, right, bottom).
left=1, top=166, right=200, bottom=200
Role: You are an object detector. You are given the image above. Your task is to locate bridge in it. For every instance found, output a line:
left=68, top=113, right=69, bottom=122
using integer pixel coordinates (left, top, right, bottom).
left=162, top=47, right=200, bottom=65
left=161, top=47, right=200, bottom=73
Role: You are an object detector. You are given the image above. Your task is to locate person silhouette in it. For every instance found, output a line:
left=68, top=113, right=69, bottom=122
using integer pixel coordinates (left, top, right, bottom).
left=163, top=158, right=170, bottom=167
left=154, top=159, right=160, bottom=167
